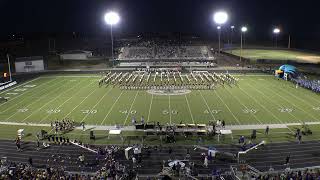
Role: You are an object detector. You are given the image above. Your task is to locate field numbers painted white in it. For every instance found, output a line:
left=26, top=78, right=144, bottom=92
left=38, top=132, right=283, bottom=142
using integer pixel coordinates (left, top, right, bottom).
left=14, top=88, right=27, bottom=92
left=162, top=109, right=178, bottom=115
left=242, top=108, right=258, bottom=114
left=18, top=108, right=28, bottom=113
left=119, top=110, right=136, bottom=114
left=6, top=93, right=18, bottom=95
left=81, top=109, right=97, bottom=114
left=23, top=85, right=36, bottom=88
left=313, top=107, right=320, bottom=111
left=47, top=109, right=61, bottom=114
left=278, top=108, right=293, bottom=113
left=204, top=109, right=222, bottom=114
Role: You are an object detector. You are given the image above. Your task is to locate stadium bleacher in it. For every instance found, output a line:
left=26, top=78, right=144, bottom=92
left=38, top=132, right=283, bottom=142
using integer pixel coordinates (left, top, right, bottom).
left=2, top=139, right=320, bottom=179
left=117, top=40, right=214, bottom=60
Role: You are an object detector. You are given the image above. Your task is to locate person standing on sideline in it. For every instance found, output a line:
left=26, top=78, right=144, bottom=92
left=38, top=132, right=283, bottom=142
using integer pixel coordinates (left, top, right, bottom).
left=82, top=122, right=85, bottom=131
left=132, top=116, right=136, bottom=125
left=265, top=126, right=269, bottom=135
left=222, top=120, right=225, bottom=128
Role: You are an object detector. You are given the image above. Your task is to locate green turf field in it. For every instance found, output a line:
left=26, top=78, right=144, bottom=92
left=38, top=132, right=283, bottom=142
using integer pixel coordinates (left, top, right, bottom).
left=0, top=74, right=319, bottom=126
left=226, top=49, right=320, bottom=63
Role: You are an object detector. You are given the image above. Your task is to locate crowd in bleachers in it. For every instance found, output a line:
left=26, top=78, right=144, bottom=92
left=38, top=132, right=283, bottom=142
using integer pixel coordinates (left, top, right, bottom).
left=118, top=39, right=212, bottom=60
left=0, top=161, right=79, bottom=179
left=253, top=168, right=320, bottom=180
left=292, top=77, right=320, bottom=93
left=0, top=144, right=134, bottom=180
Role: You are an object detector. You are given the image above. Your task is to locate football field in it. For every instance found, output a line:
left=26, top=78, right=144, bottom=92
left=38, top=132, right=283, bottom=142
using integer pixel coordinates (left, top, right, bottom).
left=226, top=49, right=320, bottom=64
left=0, top=74, right=320, bottom=126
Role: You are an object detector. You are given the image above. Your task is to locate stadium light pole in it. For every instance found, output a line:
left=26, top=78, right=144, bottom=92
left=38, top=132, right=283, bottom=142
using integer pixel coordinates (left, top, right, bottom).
left=240, top=26, right=248, bottom=64
left=273, top=28, right=280, bottom=48
left=213, top=11, right=228, bottom=54
left=230, top=26, right=235, bottom=46
left=104, top=11, right=120, bottom=66
left=6, top=54, right=12, bottom=82
left=217, top=26, right=221, bottom=54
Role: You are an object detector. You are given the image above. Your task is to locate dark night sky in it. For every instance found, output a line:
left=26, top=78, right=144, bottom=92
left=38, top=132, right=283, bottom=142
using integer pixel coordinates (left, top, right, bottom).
left=0, top=0, right=319, bottom=48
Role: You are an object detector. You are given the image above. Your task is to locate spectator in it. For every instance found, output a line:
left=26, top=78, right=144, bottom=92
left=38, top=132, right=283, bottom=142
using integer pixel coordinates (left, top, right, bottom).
left=78, top=154, right=85, bottom=165
left=204, top=156, right=208, bottom=167
left=28, top=157, right=33, bottom=166
left=265, top=126, right=270, bottom=135
left=15, top=137, right=21, bottom=151
left=285, top=154, right=290, bottom=165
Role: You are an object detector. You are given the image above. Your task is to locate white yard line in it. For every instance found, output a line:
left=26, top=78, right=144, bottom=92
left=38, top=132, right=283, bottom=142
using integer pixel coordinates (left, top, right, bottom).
left=39, top=79, right=91, bottom=122
left=0, top=77, right=54, bottom=109
left=169, top=95, right=172, bottom=124
left=184, top=94, right=195, bottom=124
left=80, top=87, right=114, bottom=123
left=40, top=75, right=100, bottom=78
left=249, top=79, right=315, bottom=121
left=262, top=83, right=319, bottom=121
left=147, top=94, right=154, bottom=123
left=233, top=74, right=270, bottom=77
left=0, top=77, right=40, bottom=95
left=0, top=121, right=318, bottom=130
left=198, top=90, right=216, bottom=121
left=123, top=91, right=139, bottom=125
left=62, top=85, right=99, bottom=119
left=0, top=78, right=58, bottom=113
left=5, top=79, right=65, bottom=121
left=273, top=81, right=320, bottom=119
left=238, top=86, right=284, bottom=124
left=224, top=87, right=263, bottom=124
left=22, top=79, right=82, bottom=122
left=100, top=91, right=124, bottom=125
left=214, top=91, right=241, bottom=125
left=245, top=81, right=302, bottom=123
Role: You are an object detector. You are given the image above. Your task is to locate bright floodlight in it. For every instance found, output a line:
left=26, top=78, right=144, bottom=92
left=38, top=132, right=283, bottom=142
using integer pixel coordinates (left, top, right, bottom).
left=273, top=28, right=280, bottom=34
left=217, top=26, right=221, bottom=30
left=231, top=26, right=235, bottom=29
left=241, top=26, right=248, bottom=32
left=104, top=11, right=120, bottom=25
left=213, top=11, right=228, bottom=25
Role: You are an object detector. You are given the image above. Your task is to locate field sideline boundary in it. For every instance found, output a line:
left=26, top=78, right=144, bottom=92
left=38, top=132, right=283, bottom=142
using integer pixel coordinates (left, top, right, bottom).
left=38, top=75, right=270, bottom=78
left=0, top=121, right=318, bottom=131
